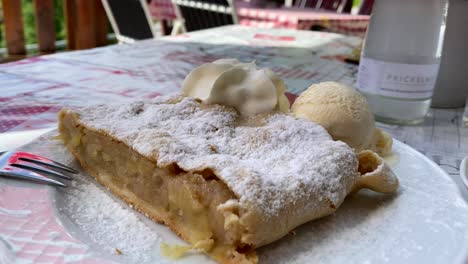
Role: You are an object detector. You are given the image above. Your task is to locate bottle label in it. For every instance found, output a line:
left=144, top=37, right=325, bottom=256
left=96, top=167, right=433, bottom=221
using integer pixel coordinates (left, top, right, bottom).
left=357, top=58, right=440, bottom=99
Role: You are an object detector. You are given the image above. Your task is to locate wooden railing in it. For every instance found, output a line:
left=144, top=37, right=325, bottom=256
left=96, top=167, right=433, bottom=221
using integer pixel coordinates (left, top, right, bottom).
left=1, top=0, right=109, bottom=60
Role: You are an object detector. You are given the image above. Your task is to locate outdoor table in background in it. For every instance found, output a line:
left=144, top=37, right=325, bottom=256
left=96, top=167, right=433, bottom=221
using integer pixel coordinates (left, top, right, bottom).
left=149, top=0, right=177, bottom=35
left=148, top=0, right=370, bottom=37
left=236, top=3, right=370, bottom=37
left=149, top=0, right=177, bottom=20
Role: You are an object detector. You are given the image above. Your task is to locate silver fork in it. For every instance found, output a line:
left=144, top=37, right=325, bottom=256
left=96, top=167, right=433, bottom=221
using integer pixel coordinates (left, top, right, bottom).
left=0, top=151, right=78, bottom=187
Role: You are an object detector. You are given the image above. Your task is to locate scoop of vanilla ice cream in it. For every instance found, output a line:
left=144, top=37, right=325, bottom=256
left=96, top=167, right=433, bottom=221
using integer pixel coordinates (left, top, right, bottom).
left=182, top=59, right=289, bottom=117
left=292, top=82, right=392, bottom=155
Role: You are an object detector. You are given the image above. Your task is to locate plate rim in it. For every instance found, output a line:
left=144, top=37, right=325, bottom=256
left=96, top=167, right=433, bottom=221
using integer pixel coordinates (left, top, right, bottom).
left=1, top=133, right=468, bottom=263
left=392, top=139, right=468, bottom=202
left=392, top=139, right=468, bottom=264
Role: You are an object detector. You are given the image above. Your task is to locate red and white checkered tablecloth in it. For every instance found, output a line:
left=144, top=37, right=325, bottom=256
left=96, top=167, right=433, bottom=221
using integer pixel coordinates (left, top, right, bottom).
left=296, top=18, right=369, bottom=37
left=237, top=7, right=300, bottom=29
left=236, top=5, right=370, bottom=37
left=0, top=25, right=361, bottom=136
left=149, top=0, right=177, bottom=20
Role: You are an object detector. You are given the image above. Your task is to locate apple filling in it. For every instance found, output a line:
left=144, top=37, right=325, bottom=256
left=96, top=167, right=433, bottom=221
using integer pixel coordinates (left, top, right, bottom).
left=58, top=113, right=257, bottom=264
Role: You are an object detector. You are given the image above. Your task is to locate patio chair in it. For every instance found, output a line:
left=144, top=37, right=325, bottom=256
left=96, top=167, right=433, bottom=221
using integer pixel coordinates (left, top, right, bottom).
left=101, top=0, right=157, bottom=43
left=358, top=0, right=374, bottom=15
left=294, top=0, right=352, bottom=13
left=172, top=0, right=238, bottom=32
left=322, top=0, right=352, bottom=13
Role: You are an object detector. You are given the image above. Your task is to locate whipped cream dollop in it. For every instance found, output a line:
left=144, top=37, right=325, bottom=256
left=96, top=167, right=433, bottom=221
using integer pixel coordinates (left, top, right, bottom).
left=182, top=59, right=290, bottom=116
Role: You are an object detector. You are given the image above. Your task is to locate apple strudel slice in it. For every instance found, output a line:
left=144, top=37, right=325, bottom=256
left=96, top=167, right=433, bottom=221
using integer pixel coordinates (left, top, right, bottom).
left=58, top=94, right=361, bottom=263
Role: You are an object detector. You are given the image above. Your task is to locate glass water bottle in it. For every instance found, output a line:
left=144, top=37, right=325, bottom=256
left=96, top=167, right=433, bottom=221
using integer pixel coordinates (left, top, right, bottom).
left=357, top=0, right=448, bottom=125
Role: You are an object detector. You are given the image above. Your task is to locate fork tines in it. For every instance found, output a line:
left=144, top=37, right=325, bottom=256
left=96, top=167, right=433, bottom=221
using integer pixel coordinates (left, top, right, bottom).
left=0, top=151, right=78, bottom=187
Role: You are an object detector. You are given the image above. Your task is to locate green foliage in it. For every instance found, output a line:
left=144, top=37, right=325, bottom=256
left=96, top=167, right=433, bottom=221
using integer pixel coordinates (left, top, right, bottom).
left=22, top=0, right=66, bottom=45
left=22, top=0, right=36, bottom=45
left=54, top=0, right=66, bottom=41
left=0, top=1, right=4, bottom=48
left=0, top=29, right=4, bottom=49
left=0, top=0, right=66, bottom=49
left=353, top=0, right=361, bottom=8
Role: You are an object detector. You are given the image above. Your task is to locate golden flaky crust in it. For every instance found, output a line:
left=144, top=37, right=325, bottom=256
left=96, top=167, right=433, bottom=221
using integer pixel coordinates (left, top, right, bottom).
left=59, top=109, right=256, bottom=264
left=69, top=146, right=255, bottom=264
left=58, top=94, right=363, bottom=263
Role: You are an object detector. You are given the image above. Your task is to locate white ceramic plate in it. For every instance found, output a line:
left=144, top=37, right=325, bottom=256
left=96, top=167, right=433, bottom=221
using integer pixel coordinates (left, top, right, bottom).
left=1, top=133, right=467, bottom=264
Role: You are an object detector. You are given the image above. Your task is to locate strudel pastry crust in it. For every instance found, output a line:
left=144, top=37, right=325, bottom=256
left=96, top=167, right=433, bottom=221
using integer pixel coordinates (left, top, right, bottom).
left=58, top=94, right=360, bottom=263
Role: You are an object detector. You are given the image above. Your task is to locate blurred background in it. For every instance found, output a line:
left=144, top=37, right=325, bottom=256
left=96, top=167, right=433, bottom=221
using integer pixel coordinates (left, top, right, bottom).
left=0, top=0, right=120, bottom=62
left=0, top=1, right=69, bottom=57
left=0, top=0, right=363, bottom=61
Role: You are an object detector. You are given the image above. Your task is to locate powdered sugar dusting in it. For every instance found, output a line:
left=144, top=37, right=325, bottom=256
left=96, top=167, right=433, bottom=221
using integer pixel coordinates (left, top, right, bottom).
left=57, top=174, right=160, bottom=263
left=69, top=94, right=358, bottom=218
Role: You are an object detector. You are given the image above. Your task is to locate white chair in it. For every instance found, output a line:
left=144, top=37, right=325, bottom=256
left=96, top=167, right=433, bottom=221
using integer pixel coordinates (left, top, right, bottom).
left=172, top=0, right=238, bottom=32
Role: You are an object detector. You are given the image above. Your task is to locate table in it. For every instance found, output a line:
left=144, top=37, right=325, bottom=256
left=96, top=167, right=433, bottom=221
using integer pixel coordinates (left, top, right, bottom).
left=148, top=0, right=370, bottom=37
left=0, top=25, right=466, bottom=182
left=236, top=4, right=370, bottom=37
left=1, top=25, right=468, bottom=264
left=149, top=0, right=177, bottom=20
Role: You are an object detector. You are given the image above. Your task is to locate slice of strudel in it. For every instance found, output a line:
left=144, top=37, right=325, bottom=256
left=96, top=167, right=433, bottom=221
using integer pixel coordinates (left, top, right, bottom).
left=58, top=94, right=376, bottom=263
